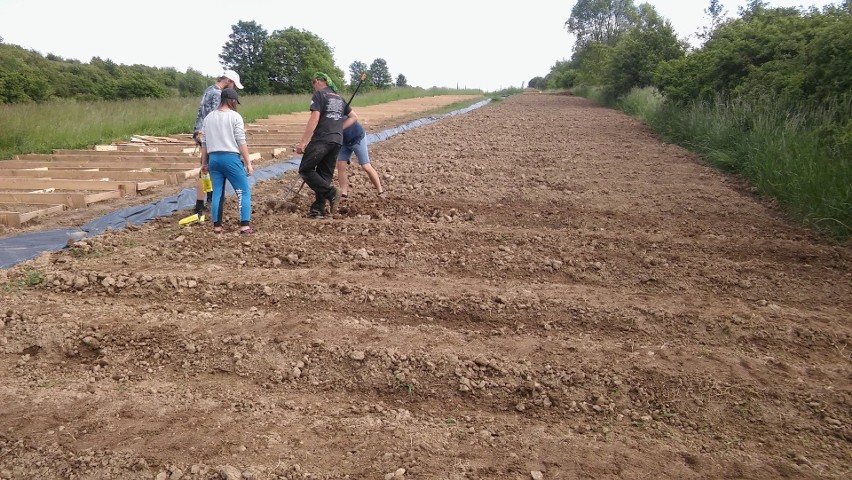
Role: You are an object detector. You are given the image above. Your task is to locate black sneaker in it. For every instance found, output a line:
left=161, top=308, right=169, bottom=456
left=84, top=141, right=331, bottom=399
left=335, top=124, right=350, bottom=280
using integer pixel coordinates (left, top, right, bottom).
left=308, top=210, right=325, bottom=219
left=328, top=187, right=340, bottom=214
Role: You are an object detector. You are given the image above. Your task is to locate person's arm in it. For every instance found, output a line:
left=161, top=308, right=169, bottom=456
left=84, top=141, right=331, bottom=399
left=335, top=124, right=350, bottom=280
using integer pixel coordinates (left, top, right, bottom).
left=232, top=112, right=252, bottom=175
left=200, top=146, right=209, bottom=173
left=295, top=110, right=321, bottom=154
left=200, top=116, right=210, bottom=172
left=239, top=143, right=252, bottom=176
left=342, top=110, right=358, bottom=131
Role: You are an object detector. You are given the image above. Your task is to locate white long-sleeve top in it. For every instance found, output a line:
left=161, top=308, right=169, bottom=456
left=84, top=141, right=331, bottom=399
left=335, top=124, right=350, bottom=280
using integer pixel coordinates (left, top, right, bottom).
left=201, top=109, right=246, bottom=153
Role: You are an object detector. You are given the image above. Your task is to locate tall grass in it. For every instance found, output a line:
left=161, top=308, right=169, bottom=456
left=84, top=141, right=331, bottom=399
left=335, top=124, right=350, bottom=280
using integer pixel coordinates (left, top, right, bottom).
left=575, top=86, right=851, bottom=241
left=616, top=87, right=664, bottom=123
left=571, top=85, right=608, bottom=105
left=0, top=87, right=484, bottom=160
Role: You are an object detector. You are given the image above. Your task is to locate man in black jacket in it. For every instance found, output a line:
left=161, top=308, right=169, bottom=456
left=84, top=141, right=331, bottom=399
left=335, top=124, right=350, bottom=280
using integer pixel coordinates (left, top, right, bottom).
left=294, top=72, right=350, bottom=219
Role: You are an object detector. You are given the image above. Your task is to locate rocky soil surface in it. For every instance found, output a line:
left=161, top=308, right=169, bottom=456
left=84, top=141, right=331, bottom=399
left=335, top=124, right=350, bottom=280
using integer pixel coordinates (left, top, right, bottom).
left=1, top=92, right=850, bottom=479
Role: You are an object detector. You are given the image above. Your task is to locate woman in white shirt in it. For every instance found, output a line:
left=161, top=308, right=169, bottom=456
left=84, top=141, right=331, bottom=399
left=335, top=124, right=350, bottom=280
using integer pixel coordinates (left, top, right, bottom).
left=200, top=88, right=255, bottom=235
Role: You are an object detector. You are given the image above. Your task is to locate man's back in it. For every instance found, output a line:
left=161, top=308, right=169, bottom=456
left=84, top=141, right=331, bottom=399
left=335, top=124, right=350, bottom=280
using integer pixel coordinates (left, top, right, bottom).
left=311, top=88, right=349, bottom=145
left=193, top=84, right=222, bottom=135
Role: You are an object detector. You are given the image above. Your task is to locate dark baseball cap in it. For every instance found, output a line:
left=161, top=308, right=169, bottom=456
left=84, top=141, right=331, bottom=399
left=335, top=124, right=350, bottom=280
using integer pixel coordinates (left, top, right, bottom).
left=222, top=88, right=240, bottom=104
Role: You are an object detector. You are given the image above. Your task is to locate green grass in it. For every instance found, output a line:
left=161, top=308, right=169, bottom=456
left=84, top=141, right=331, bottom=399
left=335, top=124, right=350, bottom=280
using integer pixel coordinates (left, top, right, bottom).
left=24, top=269, right=44, bottom=286
left=573, top=86, right=852, bottom=241
left=571, top=85, right=608, bottom=105
left=392, top=373, right=414, bottom=395
left=2, top=268, right=44, bottom=291
left=616, top=87, right=665, bottom=124
left=0, top=87, right=485, bottom=160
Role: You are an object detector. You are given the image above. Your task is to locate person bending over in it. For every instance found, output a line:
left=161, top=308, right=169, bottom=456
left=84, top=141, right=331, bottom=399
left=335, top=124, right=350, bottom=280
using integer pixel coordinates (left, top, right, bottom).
left=336, top=112, right=385, bottom=200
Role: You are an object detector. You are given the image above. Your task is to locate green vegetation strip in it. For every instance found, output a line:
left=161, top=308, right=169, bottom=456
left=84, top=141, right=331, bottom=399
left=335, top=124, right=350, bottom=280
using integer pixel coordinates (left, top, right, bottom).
left=0, top=88, right=485, bottom=160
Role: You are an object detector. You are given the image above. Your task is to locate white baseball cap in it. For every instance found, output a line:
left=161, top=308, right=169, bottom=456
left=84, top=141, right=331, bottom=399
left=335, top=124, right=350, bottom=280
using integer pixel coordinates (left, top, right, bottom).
left=223, top=69, right=244, bottom=89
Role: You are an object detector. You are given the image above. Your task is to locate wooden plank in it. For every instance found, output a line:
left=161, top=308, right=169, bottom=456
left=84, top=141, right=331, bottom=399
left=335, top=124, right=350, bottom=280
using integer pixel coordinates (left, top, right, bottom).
left=0, top=204, right=65, bottom=227
left=18, top=153, right=197, bottom=161
left=246, top=128, right=304, bottom=134
left=0, top=161, right=199, bottom=170
left=136, top=180, right=165, bottom=191
left=243, top=135, right=301, bottom=143
left=111, top=144, right=280, bottom=155
left=53, top=149, right=196, bottom=157
left=82, top=190, right=124, bottom=204
left=126, top=135, right=182, bottom=143
left=0, top=211, right=21, bottom=228
left=113, top=144, right=196, bottom=153
left=0, top=169, right=184, bottom=185
left=0, top=177, right=163, bottom=193
left=0, top=191, right=120, bottom=208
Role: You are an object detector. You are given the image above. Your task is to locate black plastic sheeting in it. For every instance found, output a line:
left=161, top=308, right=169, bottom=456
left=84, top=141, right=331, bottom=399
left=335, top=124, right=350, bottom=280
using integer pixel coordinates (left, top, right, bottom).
left=0, top=98, right=491, bottom=269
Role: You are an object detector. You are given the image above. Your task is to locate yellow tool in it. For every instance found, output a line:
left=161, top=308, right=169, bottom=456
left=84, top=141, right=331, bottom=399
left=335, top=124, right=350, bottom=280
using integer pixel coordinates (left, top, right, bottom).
left=179, top=213, right=205, bottom=226
left=200, top=173, right=213, bottom=193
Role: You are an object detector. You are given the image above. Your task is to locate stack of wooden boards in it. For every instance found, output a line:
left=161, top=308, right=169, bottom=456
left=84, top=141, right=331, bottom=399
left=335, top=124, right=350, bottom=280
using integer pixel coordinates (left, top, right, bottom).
left=0, top=126, right=298, bottom=227
left=0, top=95, right=483, bottom=227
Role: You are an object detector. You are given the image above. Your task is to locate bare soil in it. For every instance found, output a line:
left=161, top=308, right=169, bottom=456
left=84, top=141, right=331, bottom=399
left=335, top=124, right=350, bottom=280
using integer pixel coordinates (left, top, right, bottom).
left=1, top=93, right=850, bottom=480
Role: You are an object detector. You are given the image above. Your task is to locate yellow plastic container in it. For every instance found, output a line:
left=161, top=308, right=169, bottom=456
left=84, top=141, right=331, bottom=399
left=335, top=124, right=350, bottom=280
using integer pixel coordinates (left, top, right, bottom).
left=200, top=173, right=213, bottom=193
left=179, top=213, right=205, bottom=226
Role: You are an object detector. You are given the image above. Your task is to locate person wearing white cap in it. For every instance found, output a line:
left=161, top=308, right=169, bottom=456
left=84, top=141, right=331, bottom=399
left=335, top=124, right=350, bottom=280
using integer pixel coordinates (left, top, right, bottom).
left=190, top=69, right=243, bottom=215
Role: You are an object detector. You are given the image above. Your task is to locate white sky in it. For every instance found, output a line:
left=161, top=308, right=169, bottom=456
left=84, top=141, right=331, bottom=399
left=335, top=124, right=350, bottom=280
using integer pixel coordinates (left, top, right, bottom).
left=0, top=0, right=840, bottom=92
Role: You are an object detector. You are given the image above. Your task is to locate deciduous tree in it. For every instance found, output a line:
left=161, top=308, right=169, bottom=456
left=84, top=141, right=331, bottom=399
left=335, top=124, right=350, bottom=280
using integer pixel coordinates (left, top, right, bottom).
left=219, top=20, right=269, bottom=94
left=265, top=27, right=341, bottom=94
left=115, top=74, right=167, bottom=99
left=349, top=61, right=368, bottom=85
left=369, top=58, right=392, bottom=89
left=544, top=60, right=578, bottom=89
left=654, top=4, right=851, bottom=110
left=565, top=0, right=638, bottom=48
left=178, top=68, right=210, bottom=97
left=603, top=3, right=685, bottom=98
left=696, top=0, right=728, bottom=46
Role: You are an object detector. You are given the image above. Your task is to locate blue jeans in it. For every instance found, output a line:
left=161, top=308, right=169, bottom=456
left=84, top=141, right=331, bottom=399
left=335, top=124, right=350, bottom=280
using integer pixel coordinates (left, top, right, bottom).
left=337, top=137, right=370, bottom=165
left=209, top=152, right=251, bottom=225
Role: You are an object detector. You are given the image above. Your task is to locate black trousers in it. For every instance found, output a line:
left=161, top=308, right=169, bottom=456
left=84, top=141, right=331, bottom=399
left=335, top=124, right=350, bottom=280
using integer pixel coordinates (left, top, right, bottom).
left=298, top=141, right=340, bottom=213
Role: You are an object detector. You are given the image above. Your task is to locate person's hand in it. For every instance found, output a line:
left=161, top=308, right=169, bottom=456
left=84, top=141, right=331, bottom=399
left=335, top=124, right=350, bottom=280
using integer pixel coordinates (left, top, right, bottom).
left=200, top=164, right=209, bottom=173
left=246, top=164, right=254, bottom=176
left=294, top=142, right=305, bottom=154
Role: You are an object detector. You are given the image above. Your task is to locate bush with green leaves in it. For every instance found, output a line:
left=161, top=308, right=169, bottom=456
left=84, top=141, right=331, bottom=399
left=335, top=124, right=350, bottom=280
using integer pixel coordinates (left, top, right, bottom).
left=655, top=4, right=851, bottom=111
left=603, top=3, right=686, bottom=99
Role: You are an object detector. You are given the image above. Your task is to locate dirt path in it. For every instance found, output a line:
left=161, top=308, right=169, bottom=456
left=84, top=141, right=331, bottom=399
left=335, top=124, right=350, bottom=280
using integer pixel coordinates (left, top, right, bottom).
left=1, top=93, right=850, bottom=479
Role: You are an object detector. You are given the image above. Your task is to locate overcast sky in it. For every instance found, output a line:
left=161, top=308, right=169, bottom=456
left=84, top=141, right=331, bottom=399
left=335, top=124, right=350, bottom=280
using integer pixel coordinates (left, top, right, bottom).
left=0, top=0, right=839, bottom=92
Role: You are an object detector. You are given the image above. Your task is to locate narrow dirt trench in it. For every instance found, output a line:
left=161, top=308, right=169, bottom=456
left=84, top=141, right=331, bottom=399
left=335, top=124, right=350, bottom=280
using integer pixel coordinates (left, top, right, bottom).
left=1, top=93, right=849, bottom=479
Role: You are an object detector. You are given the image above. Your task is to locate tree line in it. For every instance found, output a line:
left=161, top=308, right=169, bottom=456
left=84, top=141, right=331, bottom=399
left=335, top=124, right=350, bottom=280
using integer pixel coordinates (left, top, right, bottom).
left=530, top=0, right=850, bottom=144
left=533, top=0, right=850, bottom=239
left=219, top=20, right=407, bottom=96
left=0, top=43, right=211, bottom=103
left=0, top=21, right=408, bottom=104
